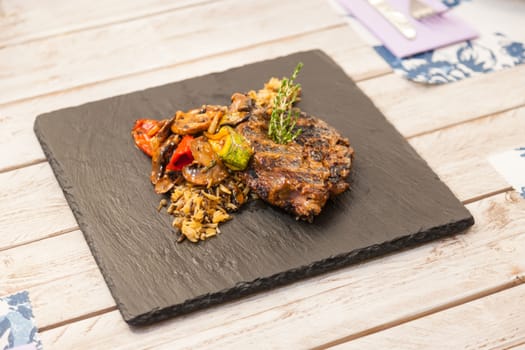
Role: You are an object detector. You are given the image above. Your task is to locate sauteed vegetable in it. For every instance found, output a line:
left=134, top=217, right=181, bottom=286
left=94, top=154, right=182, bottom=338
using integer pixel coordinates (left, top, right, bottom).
left=131, top=93, right=255, bottom=242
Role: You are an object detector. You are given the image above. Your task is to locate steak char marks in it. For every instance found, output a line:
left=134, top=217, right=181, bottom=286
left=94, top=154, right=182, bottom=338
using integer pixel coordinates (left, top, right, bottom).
left=237, top=108, right=354, bottom=221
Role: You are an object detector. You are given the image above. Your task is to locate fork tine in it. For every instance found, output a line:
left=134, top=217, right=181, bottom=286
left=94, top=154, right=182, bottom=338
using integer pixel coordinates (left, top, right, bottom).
left=410, top=0, right=438, bottom=20
left=418, top=9, right=434, bottom=19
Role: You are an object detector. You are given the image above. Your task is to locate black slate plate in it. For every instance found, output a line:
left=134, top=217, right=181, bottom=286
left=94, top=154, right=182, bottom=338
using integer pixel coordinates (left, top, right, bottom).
left=34, top=50, right=474, bottom=326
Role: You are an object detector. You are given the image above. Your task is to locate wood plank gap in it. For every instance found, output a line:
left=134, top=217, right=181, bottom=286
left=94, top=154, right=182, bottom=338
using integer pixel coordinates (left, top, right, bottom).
left=462, top=187, right=514, bottom=205
left=354, top=70, right=393, bottom=83
left=0, top=23, right=348, bottom=109
left=500, top=337, right=525, bottom=350
left=0, top=225, right=79, bottom=253
left=0, top=158, right=46, bottom=174
left=0, top=0, right=219, bottom=50
left=406, top=103, right=525, bottom=140
left=38, top=305, right=118, bottom=333
left=313, top=276, right=525, bottom=350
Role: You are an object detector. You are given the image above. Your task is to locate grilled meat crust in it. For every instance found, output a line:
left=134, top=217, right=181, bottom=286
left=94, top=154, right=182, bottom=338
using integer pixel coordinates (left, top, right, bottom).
left=237, top=110, right=354, bottom=221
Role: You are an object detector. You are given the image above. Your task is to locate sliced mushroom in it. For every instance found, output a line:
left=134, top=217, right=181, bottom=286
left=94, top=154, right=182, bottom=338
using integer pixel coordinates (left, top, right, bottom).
left=154, top=172, right=183, bottom=194
left=182, top=137, right=229, bottom=186
left=150, top=117, right=174, bottom=152
left=229, top=93, right=253, bottom=112
left=150, top=134, right=180, bottom=185
left=171, top=105, right=226, bottom=135
left=181, top=162, right=229, bottom=186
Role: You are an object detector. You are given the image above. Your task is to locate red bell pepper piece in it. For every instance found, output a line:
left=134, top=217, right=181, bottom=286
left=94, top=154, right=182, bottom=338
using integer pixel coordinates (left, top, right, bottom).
left=166, top=135, right=194, bottom=171
left=131, top=119, right=163, bottom=157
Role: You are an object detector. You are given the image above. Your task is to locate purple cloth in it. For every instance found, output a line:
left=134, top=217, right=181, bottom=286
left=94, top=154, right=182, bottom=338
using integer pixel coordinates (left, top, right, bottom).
left=337, top=0, right=478, bottom=57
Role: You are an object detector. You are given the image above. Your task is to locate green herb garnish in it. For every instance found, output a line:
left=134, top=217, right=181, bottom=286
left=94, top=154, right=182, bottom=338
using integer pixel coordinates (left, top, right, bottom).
left=268, top=62, right=303, bottom=144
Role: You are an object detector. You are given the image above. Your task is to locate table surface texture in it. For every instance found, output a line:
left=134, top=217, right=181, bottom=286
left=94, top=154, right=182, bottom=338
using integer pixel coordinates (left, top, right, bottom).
left=0, top=0, right=524, bottom=349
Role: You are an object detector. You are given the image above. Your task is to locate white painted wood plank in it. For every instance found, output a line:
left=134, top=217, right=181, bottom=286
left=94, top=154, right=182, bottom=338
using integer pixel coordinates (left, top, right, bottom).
left=0, top=162, right=77, bottom=249
left=508, top=341, right=525, bottom=350
left=30, top=268, right=115, bottom=330
left=0, top=230, right=116, bottom=329
left=0, top=228, right=116, bottom=330
left=0, top=0, right=206, bottom=48
left=0, top=0, right=344, bottom=105
left=36, top=192, right=525, bottom=348
left=0, top=25, right=383, bottom=173
left=336, top=44, right=392, bottom=81
left=357, top=64, right=525, bottom=138
left=0, top=231, right=93, bottom=296
left=331, top=283, right=525, bottom=350
left=409, top=105, right=525, bottom=202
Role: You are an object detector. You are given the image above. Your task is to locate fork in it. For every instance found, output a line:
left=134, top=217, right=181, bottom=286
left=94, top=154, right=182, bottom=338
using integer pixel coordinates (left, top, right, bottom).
left=409, top=0, right=439, bottom=20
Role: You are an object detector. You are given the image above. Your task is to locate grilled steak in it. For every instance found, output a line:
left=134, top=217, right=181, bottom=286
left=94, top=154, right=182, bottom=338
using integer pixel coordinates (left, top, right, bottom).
left=237, top=109, right=354, bottom=221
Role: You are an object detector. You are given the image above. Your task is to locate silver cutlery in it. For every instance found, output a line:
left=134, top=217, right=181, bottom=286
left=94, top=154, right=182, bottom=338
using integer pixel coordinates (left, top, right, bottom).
left=367, top=0, right=417, bottom=40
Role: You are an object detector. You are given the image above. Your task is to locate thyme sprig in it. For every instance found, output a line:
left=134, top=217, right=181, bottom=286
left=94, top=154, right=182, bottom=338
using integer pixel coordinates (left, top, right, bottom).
left=268, top=62, right=303, bottom=144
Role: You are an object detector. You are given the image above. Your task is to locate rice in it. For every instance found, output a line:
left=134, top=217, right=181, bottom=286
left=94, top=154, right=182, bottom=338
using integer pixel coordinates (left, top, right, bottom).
left=160, top=173, right=250, bottom=243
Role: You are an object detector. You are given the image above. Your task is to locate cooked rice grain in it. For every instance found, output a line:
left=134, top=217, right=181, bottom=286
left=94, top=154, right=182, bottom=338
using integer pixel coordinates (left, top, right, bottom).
left=161, top=174, right=248, bottom=243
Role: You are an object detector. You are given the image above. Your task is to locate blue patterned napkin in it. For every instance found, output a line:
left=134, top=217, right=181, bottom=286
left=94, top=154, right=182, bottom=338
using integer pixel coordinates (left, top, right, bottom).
left=0, top=292, right=42, bottom=350
left=374, top=0, right=525, bottom=84
left=375, top=32, right=525, bottom=84
left=489, top=147, right=525, bottom=200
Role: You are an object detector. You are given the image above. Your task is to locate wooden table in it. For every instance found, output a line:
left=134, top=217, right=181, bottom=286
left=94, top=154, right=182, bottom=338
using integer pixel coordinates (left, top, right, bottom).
left=1, top=0, right=524, bottom=348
